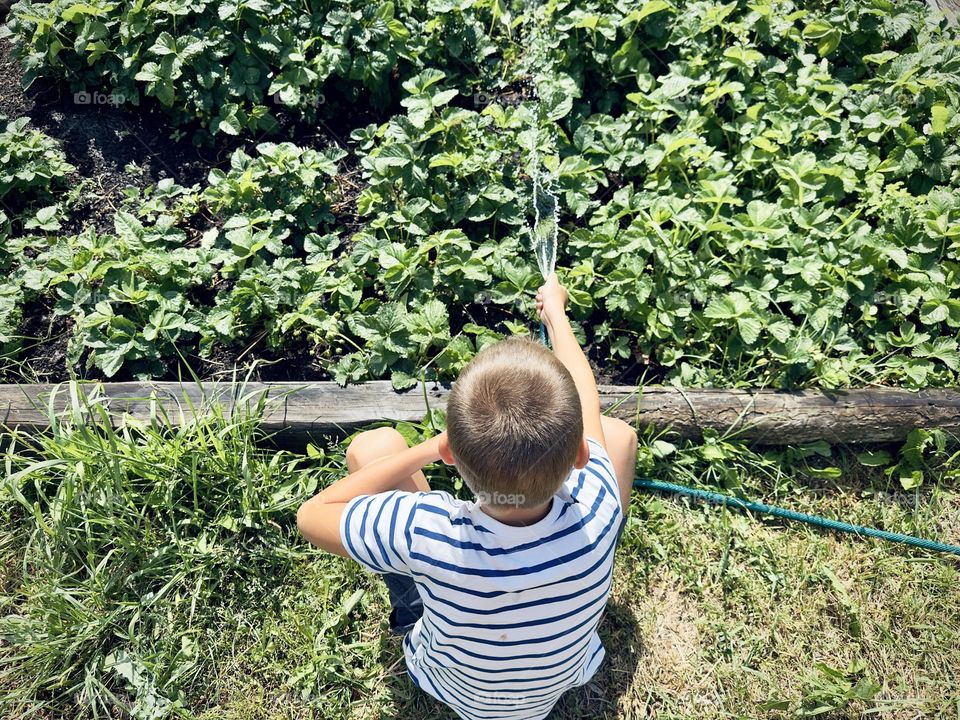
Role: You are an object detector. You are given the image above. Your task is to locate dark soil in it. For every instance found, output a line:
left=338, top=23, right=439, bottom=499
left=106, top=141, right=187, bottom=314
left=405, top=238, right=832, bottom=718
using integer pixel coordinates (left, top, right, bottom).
left=8, top=298, right=70, bottom=382
left=183, top=338, right=331, bottom=383
left=0, top=40, right=213, bottom=198
left=589, top=342, right=653, bottom=386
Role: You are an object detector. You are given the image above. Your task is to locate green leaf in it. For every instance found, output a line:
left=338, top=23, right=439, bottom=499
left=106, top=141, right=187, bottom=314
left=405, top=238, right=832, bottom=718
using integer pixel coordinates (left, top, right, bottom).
left=650, top=440, right=676, bottom=458
left=98, top=345, right=128, bottom=377
left=899, top=469, right=923, bottom=490
left=737, top=315, right=762, bottom=345
left=216, top=105, right=242, bottom=136
left=431, top=89, right=458, bottom=107
left=23, top=204, right=61, bottom=231
left=704, top=292, right=751, bottom=320
left=723, top=46, right=764, bottom=66
left=856, top=450, right=892, bottom=467
left=802, top=19, right=841, bottom=56
left=862, top=50, right=898, bottom=65
left=149, top=32, right=177, bottom=56
left=626, top=0, right=672, bottom=24
left=931, top=104, right=949, bottom=136
left=61, top=3, right=106, bottom=22
left=401, top=68, right=446, bottom=96
left=114, top=210, right=144, bottom=244
left=401, top=96, right=433, bottom=128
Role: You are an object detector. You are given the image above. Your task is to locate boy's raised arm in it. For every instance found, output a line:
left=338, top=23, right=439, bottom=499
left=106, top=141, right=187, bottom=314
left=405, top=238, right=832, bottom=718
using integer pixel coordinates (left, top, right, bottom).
left=536, top=274, right=606, bottom=448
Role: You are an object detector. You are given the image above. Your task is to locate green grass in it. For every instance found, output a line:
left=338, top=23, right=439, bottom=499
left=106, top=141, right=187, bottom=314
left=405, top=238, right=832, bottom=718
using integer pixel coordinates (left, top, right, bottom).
left=1, top=388, right=958, bottom=719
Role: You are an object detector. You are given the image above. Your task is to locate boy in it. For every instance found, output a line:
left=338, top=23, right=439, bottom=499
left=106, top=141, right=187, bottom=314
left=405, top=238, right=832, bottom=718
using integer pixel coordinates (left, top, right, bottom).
left=297, top=274, right=638, bottom=719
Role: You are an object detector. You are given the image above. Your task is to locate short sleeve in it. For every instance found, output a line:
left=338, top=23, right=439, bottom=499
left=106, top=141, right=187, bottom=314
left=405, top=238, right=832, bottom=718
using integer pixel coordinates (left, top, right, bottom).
left=563, top=437, right=622, bottom=518
left=339, top=490, right=420, bottom=575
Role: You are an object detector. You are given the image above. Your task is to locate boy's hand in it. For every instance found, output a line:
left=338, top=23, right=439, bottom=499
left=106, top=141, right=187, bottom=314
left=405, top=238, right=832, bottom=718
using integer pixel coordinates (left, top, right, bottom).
left=420, top=431, right=445, bottom=464
left=536, top=273, right=568, bottom=329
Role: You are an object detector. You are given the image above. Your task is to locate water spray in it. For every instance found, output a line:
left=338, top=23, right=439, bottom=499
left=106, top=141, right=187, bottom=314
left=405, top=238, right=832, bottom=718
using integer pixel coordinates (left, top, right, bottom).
left=521, top=0, right=562, bottom=342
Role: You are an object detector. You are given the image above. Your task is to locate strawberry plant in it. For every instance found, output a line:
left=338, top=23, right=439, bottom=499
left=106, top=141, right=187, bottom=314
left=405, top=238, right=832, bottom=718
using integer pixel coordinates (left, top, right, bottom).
left=0, top=117, right=74, bottom=205
left=204, top=142, right=346, bottom=248
left=525, top=0, right=960, bottom=387
left=0, top=117, right=75, bottom=356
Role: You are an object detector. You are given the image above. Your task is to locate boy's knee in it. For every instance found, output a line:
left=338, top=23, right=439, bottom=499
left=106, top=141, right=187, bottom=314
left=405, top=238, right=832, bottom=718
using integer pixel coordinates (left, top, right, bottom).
left=346, top=427, right=407, bottom=469
left=602, top=416, right=638, bottom=448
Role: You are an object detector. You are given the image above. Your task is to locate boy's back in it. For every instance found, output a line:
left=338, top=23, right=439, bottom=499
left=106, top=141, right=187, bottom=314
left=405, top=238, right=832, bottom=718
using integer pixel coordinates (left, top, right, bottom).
left=298, top=275, right=638, bottom=719
left=341, top=438, right=622, bottom=720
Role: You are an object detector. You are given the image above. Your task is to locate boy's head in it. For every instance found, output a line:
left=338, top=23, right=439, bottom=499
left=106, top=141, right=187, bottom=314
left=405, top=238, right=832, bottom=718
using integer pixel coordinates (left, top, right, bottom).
left=442, top=337, right=585, bottom=509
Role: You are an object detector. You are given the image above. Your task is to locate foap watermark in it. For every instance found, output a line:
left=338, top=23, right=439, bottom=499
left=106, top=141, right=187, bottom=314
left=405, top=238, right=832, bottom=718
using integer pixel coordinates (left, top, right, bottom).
left=74, top=91, right=126, bottom=106
left=475, top=491, right=527, bottom=507
left=871, top=290, right=910, bottom=307
left=473, top=87, right=537, bottom=108
left=465, top=690, right=541, bottom=705
left=271, top=91, right=326, bottom=110
left=675, top=92, right=731, bottom=109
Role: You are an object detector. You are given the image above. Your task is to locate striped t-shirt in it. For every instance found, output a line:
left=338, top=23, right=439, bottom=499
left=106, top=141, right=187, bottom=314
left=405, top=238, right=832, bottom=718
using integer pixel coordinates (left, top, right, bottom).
left=340, top=438, right=623, bottom=720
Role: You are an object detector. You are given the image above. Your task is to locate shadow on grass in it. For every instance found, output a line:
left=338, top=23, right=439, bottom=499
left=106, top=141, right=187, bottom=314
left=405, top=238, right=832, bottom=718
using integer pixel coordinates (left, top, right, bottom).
left=381, top=599, right=642, bottom=719
left=552, top=600, right=642, bottom=718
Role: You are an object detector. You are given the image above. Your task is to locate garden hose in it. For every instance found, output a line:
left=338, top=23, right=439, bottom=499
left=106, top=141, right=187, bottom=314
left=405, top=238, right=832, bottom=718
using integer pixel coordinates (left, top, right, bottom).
left=633, top=478, right=960, bottom=557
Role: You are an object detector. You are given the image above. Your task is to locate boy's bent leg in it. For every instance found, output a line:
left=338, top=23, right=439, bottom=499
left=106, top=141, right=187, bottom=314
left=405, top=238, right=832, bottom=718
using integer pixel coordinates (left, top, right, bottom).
left=345, top=427, right=427, bottom=632
left=600, top=416, right=639, bottom=515
left=346, top=427, right=431, bottom=493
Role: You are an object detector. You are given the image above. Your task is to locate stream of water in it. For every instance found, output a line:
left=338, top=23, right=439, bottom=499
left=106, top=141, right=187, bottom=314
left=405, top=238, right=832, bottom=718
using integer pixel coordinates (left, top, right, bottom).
left=521, top=0, right=561, bottom=283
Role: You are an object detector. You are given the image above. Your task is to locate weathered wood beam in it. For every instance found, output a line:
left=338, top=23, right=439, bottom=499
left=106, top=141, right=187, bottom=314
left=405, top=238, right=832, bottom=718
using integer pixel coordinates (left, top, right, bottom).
left=1, top=381, right=959, bottom=446
left=928, top=0, right=959, bottom=25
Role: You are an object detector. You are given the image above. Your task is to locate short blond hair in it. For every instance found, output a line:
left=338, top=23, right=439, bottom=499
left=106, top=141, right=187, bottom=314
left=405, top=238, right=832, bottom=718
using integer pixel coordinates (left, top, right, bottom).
left=446, top=337, right=583, bottom=508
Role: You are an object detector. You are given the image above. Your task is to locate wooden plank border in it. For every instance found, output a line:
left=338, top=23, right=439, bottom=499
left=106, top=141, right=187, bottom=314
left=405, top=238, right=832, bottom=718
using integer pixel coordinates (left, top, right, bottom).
left=1, top=381, right=959, bottom=446
left=928, top=0, right=959, bottom=25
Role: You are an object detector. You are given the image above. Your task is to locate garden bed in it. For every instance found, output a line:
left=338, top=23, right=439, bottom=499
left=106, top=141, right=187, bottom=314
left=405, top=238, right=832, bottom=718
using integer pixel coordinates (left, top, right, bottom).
left=0, top=37, right=385, bottom=384
left=4, top=380, right=960, bottom=445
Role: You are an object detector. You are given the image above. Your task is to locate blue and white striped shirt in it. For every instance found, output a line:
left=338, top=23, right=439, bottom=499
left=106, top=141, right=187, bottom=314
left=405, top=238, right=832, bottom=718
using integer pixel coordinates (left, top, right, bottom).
left=340, top=438, right=623, bottom=720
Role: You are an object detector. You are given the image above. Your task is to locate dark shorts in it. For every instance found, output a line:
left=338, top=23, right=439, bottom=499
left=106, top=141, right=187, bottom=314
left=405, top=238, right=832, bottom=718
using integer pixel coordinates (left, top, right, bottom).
left=381, top=512, right=629, bottom=635
left=382, top=572, right=423, bottom=634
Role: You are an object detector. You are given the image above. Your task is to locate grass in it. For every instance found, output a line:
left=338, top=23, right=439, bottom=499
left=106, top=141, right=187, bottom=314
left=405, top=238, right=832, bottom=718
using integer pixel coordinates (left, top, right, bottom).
left=1, top=383, right=958, bottom=719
